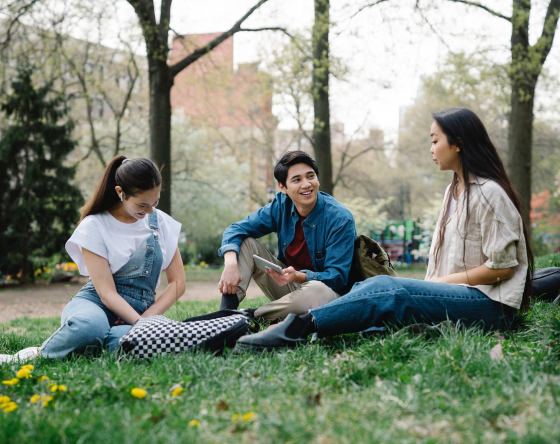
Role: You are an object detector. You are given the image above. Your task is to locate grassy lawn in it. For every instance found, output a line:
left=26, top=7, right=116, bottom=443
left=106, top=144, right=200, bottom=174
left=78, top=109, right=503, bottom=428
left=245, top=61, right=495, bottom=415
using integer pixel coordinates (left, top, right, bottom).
left=2, top=259, right=560, bottom=442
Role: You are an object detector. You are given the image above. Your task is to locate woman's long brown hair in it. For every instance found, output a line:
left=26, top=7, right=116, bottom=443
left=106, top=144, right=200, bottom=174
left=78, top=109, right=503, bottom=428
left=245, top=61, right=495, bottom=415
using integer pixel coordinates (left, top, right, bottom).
left=79, top=156, right=162, bottom=223
left=432, top=108, right=534, bottom=311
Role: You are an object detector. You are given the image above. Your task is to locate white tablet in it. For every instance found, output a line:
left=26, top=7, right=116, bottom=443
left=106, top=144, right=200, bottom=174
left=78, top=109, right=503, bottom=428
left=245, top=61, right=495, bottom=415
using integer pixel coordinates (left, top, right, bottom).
left=253, top=255, right=284, bottom=274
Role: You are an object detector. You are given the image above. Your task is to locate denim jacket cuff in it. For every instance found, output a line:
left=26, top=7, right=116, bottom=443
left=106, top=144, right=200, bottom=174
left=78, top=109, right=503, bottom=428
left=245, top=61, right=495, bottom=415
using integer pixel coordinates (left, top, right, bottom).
left=301, top=270, right=316, bottom=282
left=218, top=243, right=240, bottom=259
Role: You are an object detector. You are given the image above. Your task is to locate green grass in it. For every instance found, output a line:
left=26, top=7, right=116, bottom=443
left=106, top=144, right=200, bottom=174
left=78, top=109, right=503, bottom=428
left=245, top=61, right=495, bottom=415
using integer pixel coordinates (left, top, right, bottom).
left=2, top=260, right=560, bottom=442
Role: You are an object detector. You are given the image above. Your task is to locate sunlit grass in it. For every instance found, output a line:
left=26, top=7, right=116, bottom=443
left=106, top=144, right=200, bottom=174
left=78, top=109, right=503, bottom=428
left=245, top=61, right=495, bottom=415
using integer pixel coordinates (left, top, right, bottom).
left=2, top=257, right=560, bottom=443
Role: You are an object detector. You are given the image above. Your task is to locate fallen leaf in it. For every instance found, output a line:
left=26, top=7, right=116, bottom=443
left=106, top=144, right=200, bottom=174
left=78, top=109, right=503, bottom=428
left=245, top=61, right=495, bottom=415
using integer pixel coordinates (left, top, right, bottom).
left=216, top=400, right=229, bottom=411
left=490, top=343, right=503, bottom=361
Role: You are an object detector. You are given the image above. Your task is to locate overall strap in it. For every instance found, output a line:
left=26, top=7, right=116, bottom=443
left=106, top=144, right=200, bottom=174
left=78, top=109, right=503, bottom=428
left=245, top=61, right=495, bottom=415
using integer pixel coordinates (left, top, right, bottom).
left=149, top=209, right=159, bottom=231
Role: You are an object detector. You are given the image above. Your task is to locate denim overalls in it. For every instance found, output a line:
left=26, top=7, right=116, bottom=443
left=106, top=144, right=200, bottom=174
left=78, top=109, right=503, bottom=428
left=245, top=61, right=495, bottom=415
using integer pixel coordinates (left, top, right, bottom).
left=41, top=211, right=163, bottom=359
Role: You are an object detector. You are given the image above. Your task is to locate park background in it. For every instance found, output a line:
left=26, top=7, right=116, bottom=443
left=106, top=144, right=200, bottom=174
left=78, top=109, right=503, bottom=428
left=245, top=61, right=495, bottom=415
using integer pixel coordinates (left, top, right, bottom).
left=2, top=0, right=560, bottom=442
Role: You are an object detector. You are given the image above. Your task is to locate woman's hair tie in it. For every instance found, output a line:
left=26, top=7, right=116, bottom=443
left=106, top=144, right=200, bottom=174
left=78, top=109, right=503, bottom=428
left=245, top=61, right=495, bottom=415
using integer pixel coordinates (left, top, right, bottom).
left=122, top=158, right=129, bottom=164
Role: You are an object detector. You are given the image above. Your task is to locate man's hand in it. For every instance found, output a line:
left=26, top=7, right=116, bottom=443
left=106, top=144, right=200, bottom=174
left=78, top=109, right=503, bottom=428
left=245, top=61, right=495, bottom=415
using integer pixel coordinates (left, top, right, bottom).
left=265, top=266, right=306, bottom=286
left=219, top=251, right=242, bottom=294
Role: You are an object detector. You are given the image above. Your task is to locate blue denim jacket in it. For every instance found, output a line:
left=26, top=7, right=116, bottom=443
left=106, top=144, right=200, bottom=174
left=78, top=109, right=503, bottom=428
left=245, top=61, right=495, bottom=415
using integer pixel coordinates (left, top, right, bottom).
left=218, top=191, right=356, bottom=294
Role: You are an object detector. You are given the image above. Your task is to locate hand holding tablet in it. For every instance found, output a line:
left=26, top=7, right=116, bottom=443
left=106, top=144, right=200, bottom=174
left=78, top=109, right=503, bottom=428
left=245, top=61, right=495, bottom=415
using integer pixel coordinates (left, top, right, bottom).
left=253, top=255, right=284, bottom=274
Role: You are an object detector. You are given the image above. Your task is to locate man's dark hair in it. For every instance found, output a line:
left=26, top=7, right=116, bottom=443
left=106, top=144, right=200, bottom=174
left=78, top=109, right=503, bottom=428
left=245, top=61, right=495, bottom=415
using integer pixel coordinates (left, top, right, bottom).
left=274, top=151, right=319, bottom=187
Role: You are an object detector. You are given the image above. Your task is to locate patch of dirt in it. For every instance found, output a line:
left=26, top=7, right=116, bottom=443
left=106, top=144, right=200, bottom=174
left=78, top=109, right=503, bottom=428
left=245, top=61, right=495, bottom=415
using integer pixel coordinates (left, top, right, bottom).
left=0, top=277, right=264, bottom=323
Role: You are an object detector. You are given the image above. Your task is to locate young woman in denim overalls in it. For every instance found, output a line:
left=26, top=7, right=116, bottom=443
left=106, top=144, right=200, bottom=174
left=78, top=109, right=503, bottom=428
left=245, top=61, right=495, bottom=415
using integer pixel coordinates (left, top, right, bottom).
left=40, top=156, right=185, bottom=359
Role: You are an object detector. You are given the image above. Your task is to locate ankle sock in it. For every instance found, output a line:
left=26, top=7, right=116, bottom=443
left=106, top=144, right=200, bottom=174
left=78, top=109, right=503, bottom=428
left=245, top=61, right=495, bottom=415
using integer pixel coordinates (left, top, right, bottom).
left=220, top=294, right=240, bottom=310
left=285, top=313, right=317, bottom=339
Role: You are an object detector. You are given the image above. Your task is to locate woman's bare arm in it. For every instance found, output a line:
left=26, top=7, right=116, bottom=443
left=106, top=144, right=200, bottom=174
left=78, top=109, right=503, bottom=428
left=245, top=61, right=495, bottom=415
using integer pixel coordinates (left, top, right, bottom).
left=141, top=247, right=185, bottom=318
left=427, top=264, right=514, bottom=286
left=82, top=248, right=142, bottom=324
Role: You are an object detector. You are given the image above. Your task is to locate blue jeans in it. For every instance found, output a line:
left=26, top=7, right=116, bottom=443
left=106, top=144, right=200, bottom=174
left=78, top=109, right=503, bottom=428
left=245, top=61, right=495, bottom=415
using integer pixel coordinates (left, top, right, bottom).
left=39, top=293, right=145, bottom=359
left=310, top=276, right=517, bottom=338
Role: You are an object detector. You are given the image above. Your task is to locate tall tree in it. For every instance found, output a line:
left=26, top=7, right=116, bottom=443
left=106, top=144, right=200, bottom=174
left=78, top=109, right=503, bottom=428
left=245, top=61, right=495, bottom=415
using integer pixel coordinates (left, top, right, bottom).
left=125, top=0, right=285, bottom=214
left=444, top=0, right=560, bottom=226
left=0, top=69, right=83, bottom=283
left=312, top=0, right=333, bottom=195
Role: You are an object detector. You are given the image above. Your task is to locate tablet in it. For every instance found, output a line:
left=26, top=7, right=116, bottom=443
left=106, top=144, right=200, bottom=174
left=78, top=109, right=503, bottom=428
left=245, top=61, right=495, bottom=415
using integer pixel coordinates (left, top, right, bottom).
left=253, top=255, right=284, bottom=274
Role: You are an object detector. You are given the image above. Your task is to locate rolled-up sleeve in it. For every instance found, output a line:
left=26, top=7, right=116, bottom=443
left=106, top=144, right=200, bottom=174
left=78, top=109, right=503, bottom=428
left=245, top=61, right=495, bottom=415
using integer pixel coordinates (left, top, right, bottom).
left=218, top=200, right=279, bottom=258
left=479, top=193, right=520, bottom=270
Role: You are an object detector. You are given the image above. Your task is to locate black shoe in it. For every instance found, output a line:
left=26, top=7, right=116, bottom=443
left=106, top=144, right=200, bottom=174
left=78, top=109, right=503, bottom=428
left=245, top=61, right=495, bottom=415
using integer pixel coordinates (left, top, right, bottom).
left=234, top=313, right=309, bottom=353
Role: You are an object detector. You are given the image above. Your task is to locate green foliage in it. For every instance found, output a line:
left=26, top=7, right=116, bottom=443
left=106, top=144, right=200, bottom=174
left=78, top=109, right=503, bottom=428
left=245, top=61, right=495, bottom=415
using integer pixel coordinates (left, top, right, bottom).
left=0, top=70, right=82, bottom=282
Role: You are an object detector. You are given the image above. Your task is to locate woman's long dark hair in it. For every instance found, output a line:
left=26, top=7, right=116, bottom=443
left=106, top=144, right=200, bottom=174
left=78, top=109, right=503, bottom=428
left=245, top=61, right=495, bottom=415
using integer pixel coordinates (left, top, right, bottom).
left=79, top=156, right=162, bottom=223
left=432, top=108, right=534, bottom=311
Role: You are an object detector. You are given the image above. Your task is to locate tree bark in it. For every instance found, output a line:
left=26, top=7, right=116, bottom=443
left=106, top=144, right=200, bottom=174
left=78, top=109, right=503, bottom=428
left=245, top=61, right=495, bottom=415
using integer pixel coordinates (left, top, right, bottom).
left=149, top=59, right=173, bottom=214
left=312, top=0, right=333, bottom=195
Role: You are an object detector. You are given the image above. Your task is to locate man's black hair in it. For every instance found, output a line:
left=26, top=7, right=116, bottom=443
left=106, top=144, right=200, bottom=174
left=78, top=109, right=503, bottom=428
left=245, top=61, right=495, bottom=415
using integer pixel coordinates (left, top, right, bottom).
left=274, top=151, right=319, bottom=187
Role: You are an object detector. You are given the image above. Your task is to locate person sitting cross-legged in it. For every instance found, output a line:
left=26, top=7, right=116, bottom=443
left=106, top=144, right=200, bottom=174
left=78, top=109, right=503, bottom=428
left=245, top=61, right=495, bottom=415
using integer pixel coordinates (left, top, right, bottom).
left=234, top=107, right=533, bottom=352
left=218, top=151, right=357, bottom=321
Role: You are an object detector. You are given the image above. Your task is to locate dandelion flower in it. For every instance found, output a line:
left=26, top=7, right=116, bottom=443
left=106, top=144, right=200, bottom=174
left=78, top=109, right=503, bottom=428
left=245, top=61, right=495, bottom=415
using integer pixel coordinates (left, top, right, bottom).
left=231, top=414, right=239, bottom=421
left=42, top=396, right=54, bottom=407
left=16, top=368, right=32, bottom=379
left=3, top=402, right=18, bottom=413
left=0, top=396, right=9, bottom=404
left=57, top=385, right=67, bottom=392
left=242, top=412, right=257, bottom=422
left=30, top=394, right=41, bottom=403
left=37, top=376, right=49, bottom=383
left=2, top=378, right=19, bottom=386
left=20, top=365, right=33, bottom=371
left=188, top=420, right=200, bottom=427
left=130, top=388, right=147, bottom=399
left=171, top=387, right=184, bottom=397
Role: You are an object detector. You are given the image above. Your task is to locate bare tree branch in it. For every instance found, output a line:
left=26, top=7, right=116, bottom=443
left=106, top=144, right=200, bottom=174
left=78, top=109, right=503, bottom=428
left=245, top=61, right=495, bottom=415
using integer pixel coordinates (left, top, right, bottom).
left=350, top=0, right=390, bottom=19
left=239, top=27, right=293, bottom=39
left=0, top=0, right=41, bottom=53
left=445, top=0, right=511, bottom=21
left=169, top=0, right=271, bottom=77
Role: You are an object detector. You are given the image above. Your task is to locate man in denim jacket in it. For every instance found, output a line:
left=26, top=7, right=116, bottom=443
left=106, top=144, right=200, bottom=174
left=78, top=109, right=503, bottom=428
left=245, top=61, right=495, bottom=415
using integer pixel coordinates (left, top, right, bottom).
left=218, top=151, right=356, bottom=320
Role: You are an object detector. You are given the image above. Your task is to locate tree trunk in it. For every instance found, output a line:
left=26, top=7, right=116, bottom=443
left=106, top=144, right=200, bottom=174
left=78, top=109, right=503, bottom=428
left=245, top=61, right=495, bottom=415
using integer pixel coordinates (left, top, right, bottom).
left=312, top=0, right=333, bottom=195
left=508, top=85, right=535, bottom=227
left=507, top=0, right=536, bottom=228
left=149, top=60, right=173, bottom=215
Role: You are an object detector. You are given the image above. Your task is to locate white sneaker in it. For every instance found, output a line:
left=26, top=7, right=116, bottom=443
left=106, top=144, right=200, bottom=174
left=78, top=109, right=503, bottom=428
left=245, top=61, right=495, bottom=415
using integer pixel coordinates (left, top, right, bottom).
left=0, top=347, right=40, bottom=364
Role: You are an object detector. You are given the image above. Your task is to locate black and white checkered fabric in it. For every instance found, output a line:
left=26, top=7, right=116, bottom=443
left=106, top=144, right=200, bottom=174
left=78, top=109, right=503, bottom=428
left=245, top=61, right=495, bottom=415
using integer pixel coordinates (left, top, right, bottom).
left=119, top=314, right=250, bottom=358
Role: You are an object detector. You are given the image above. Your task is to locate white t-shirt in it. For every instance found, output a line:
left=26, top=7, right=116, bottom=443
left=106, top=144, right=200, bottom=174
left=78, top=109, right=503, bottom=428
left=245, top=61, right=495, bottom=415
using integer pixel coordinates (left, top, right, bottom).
left=447, top=195, right=457, bottom=220
left=66, top=210, right=181, bottom=286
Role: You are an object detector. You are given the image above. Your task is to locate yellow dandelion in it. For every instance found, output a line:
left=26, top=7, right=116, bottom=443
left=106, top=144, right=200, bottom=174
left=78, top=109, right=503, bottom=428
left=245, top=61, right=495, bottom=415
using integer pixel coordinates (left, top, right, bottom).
left=43, top=267, right=47, bottom=272
left=35, top=269, right=41, bottom=276
left=3, top=402, right=18, bottom=413
left=16, top=368, right=32, bottom=379
left=42, top=396, right=54, bottom=407
left=130, top=388, right=147, bottom=399
left=30, top=394, right=41, bottom=403
left=231, top=414, right=240, bottom=421
left=37, top=376, right=49, bottom=383
left=242, top=412, right=257, bottom=422
left=57, top=385, right=67, bottom=392
left=188, top=420, right=200, bottom=427
left=2, top=378, right=19, bottom=386
left=20, top=364, right=33, bottom=371
left=171, top=387, right=184, bottom=397
left=0, top=396, right=9, bottom=404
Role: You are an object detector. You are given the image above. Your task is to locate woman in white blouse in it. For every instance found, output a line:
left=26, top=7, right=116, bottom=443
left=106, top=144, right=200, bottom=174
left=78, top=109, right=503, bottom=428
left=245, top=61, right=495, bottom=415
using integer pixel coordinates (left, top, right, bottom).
left=40, top=156, right=185, bottom=358
left=235, top=108, right=534, bottom=352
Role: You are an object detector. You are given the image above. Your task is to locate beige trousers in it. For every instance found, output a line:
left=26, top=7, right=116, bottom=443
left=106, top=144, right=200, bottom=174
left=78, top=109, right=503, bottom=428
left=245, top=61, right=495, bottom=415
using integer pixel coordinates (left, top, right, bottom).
left=235, top=238, right=339, bottom=320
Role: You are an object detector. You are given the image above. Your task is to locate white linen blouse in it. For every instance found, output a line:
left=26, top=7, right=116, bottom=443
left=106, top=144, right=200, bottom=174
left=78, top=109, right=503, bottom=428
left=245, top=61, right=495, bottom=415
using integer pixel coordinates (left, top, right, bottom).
left=425, top=178, right=528, bottom=309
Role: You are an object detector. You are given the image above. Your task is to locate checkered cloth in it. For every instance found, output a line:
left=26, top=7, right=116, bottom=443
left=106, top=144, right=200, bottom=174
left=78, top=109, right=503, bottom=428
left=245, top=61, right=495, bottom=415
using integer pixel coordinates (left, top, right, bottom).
left=118, top=314, right=250, bottom=358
